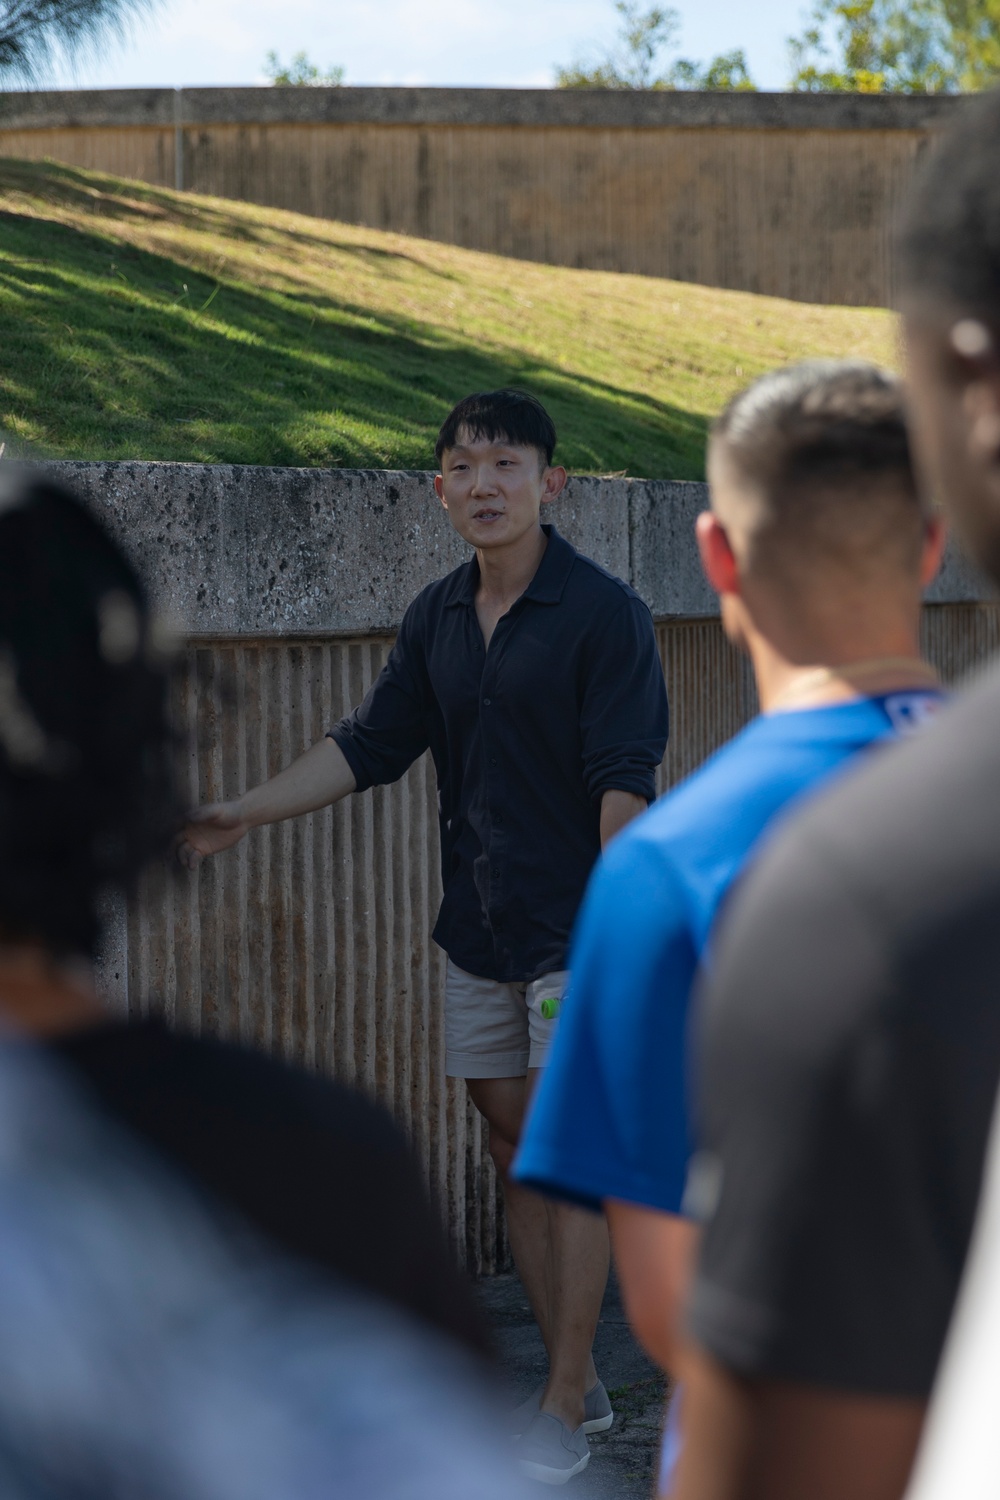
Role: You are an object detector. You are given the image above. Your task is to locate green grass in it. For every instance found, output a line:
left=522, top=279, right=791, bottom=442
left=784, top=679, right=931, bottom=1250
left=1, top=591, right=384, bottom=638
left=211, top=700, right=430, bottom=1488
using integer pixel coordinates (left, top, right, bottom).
left=0, top=158, right=899, bottom=477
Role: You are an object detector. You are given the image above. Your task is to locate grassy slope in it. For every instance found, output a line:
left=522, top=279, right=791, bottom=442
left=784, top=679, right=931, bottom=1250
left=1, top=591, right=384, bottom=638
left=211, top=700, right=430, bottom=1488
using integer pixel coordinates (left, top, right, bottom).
left=0, top=158, right=898, bottom=478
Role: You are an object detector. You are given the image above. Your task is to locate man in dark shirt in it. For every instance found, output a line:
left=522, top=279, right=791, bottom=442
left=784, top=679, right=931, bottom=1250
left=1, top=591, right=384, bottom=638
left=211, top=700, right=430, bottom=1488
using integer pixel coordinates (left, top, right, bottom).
left=671, top=90, right=1000, bottom=1500
left=182, top=389, right=669, bottom=1483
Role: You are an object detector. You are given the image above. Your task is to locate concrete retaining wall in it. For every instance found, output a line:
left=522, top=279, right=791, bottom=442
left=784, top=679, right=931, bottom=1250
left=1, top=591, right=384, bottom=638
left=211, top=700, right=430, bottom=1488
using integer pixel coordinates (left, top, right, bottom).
left=38, top=460, right=996, bottom=1271
left=0, top=88, right=965, bottom=306
left=44, top=460, right=988, bottom=630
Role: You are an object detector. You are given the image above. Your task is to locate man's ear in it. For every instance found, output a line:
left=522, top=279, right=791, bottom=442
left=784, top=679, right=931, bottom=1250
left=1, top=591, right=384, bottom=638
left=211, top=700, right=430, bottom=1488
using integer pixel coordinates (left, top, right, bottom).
left=920, top=514, right=947, bottom=589
left=433, top=473, right=448, bottom=510
left=696, top=511, right=741, bottom=598
left=541, top=465, right=568, bottom=505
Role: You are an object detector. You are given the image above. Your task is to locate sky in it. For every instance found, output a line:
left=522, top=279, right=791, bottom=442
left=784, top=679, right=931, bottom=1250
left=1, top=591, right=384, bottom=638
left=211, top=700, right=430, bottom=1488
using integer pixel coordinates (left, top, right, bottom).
left=40, top=0, right=813, bottom=94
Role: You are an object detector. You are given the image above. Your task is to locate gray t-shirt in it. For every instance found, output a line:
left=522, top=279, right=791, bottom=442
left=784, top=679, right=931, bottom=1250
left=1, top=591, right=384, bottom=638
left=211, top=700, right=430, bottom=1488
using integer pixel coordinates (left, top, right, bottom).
left=689, top=664, right=1000, bottom=1396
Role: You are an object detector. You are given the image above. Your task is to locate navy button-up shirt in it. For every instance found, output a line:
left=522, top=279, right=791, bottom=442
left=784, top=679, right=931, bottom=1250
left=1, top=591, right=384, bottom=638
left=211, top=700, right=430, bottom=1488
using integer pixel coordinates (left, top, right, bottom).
left=330, top=526, right=669, bottom=982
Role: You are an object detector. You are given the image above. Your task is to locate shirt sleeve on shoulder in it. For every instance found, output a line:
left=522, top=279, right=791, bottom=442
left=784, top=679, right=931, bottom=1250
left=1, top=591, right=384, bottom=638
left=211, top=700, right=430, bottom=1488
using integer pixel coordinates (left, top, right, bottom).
left=514, top=832, right=696, bottom=1215
left=689, top=822, right=962, bottom=1397
left=578, top=597, right=669, bottom=804
left=328, top=603, right=431, bottom=792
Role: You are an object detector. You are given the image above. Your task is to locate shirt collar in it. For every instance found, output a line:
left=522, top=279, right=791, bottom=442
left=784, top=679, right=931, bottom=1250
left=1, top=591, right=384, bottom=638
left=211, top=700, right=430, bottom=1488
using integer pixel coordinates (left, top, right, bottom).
left=443, top=525, right=576, bottom=609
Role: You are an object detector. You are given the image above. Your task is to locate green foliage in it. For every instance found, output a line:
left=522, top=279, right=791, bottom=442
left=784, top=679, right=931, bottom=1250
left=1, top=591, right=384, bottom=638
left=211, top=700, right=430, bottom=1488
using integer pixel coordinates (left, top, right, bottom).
left=0, top=160, right=896, bottom=477
left=941, top=0, right=1000, bottom=88
left=263, top=49, right=344, bottom=86
left=556, top=2, right=676, bottom=88
left=788, top=0, right=1000, bottom=91
left=0, top=0, right=157, bottom=82
left=555, top=0, right=757, bottom=90
left=669, top=48, right=757, bottom=90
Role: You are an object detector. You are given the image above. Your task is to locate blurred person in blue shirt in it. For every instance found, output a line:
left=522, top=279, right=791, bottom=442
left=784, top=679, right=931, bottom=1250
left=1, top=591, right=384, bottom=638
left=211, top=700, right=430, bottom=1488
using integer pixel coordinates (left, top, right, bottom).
left=514, top=359, right=946, bottom=1484
left=0, top=1011, right=526, bottom=1500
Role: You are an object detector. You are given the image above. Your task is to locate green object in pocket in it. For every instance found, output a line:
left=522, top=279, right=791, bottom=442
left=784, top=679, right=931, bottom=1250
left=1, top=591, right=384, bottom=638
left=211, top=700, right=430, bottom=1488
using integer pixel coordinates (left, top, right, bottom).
left=540, top=996, right=561, bottom=1021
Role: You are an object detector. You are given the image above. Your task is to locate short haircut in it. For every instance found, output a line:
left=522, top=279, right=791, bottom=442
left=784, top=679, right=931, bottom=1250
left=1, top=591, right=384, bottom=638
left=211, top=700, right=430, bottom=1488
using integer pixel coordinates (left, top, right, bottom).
left=897, top=89, right=1000, bottom=320
left=435, top=390, right=557, bottom=466
left=0, top=474, right=178, bottom=956
left=711, top=360, right=928, bottom=580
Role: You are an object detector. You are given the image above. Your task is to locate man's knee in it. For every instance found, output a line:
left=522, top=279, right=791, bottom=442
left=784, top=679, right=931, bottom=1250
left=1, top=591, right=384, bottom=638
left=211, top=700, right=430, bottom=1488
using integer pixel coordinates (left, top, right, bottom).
left=487, top=1127, right=518, bottom=1180
left=465, top=1077, right=529, bottom=1174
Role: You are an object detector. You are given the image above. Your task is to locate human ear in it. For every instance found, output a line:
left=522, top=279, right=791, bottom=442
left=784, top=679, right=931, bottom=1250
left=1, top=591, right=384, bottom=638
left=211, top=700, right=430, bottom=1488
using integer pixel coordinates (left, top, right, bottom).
left=433, top=473, right=448, bottom=511
left=540, top=465, right=568, bottom=504
left=696, top=512, right=740, bottom=598
left=919, top=514, right=947, bottom=588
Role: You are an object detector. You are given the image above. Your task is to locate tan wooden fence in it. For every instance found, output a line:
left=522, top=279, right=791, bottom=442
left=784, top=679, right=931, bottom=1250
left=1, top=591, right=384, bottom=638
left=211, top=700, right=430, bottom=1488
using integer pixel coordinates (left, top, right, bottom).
left=0, top=87, right=962, bottom=306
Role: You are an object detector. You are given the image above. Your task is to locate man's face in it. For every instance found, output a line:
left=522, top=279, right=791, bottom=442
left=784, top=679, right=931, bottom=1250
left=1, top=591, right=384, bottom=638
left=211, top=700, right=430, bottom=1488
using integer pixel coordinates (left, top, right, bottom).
left=434, top=431, right=564, bottom=550
left=903, top=304, right=1000, bottom=584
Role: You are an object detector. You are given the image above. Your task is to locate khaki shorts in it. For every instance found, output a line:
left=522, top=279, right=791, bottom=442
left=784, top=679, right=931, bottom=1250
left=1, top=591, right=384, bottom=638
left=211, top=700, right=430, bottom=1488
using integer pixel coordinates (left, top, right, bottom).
left=444, top=960, right=569, bottom=1079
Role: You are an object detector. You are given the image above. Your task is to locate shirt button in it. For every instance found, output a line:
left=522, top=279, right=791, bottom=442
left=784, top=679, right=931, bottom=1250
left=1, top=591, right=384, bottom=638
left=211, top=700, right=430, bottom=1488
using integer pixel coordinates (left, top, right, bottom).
left=493, top=813, right=503, bottom=824
left=483, top=697, right=492, bottom=706
left=490, top=757, right=498, bottom=767
left=492, top=867, right=500, bottom=878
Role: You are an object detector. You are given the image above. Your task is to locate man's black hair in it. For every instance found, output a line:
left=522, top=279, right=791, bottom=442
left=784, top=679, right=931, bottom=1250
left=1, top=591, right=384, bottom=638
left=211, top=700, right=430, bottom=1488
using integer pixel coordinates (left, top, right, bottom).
left=897, top=89, right=1000, bottom=320
left=0, top=474, right=178, bottom=957
left=435, top=390, right=557, bottom=466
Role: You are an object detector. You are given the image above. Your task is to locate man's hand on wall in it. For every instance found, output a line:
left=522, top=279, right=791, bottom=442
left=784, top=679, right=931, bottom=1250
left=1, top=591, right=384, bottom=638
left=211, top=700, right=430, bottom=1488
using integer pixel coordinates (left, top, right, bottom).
left=177, top=803, right=250, bottom=868
left=176, top=739, right=358, bottom=870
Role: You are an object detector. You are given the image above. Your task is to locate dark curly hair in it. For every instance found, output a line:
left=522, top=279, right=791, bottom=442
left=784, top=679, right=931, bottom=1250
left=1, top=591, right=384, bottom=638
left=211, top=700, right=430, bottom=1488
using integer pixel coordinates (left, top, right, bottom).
left=0, top=472, right=178, bottom=957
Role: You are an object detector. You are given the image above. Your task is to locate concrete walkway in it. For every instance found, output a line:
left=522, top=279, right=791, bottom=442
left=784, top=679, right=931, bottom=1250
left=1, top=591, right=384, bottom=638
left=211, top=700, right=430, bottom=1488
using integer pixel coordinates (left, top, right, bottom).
left=477, top=1270, right=670, bottom=1498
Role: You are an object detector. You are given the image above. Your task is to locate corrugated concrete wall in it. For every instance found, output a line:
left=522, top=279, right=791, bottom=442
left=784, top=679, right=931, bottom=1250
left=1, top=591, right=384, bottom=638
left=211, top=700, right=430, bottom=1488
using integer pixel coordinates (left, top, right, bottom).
left=0, top=88, right=962, bottom=306
left=45, top=461, right=994, bottom=1272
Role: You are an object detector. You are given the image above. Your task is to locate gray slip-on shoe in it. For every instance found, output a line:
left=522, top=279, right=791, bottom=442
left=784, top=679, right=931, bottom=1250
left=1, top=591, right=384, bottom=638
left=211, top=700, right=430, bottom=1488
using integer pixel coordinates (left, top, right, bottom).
left=581, top=1379, right=614, bottom=1433
left=518, top=1412, right=590, bottom=1485
left=511, top=1381, right=613, bottom=1439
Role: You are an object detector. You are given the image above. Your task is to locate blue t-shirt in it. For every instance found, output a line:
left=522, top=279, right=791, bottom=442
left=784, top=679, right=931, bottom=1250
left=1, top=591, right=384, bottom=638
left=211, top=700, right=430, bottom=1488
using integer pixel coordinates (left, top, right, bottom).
left=513, top=692, right=942, bottom=1214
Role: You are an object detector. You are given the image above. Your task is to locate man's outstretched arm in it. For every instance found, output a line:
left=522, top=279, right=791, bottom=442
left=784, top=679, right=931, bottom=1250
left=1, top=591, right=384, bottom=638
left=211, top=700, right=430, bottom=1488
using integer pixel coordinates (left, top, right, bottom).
left=177, top=738, right=357, bottom=868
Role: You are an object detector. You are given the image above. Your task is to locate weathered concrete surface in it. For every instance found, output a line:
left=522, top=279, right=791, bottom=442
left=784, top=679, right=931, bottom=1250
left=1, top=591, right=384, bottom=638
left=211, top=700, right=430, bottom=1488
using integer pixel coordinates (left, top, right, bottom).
left=479, top=1269, right=668, bottom=1498
left=35, top=461, right=692, bottom=631
left=0, top=86, right=963, bottom=132
left=34, top=462, right=992, bottom=635
left=630, top=481, right=715, bottom=619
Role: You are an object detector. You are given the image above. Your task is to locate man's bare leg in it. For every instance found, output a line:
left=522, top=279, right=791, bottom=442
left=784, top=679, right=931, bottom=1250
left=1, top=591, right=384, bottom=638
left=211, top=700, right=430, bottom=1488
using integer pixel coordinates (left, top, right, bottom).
left=466, top=1076, right=553, bottom=1348
left=529, top=1066, right=609, bottom=1429
left=538, top=1195, right=608, bottom=1424
left=466, top=1073, right=610, bottom=1430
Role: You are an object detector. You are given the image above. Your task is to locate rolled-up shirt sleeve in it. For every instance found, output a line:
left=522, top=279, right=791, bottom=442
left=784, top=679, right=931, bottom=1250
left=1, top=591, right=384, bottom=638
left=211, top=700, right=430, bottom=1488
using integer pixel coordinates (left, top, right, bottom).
left=579, top=597, right=668, bottom=803
left=328, top=607, right=430, bottom=792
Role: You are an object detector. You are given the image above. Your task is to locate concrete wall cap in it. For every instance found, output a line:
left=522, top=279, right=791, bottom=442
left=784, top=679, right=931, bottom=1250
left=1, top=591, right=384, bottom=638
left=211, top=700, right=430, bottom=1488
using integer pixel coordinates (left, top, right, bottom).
left=21, top=460, right=991, bottom=635
left=0, top=85, right=964, bottom=134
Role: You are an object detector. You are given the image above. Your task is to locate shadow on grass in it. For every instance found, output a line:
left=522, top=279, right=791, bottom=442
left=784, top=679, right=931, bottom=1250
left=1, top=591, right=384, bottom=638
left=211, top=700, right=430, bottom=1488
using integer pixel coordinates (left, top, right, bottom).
left=1, top=158, right=461, bottom=277
left=0, top=161, right=709, bottom=476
